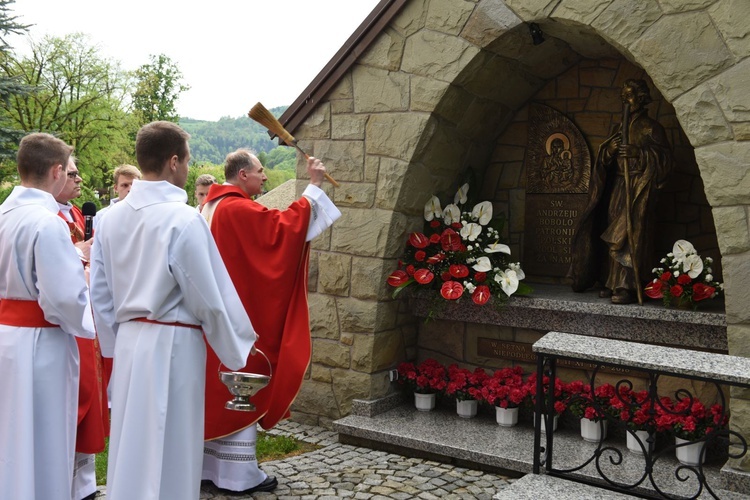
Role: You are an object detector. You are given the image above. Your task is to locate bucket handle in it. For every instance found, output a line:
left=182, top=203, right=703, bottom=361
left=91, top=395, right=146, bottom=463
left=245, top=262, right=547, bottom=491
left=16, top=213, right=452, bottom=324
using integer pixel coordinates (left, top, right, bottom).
left=219, top=347, right=272, bottom=378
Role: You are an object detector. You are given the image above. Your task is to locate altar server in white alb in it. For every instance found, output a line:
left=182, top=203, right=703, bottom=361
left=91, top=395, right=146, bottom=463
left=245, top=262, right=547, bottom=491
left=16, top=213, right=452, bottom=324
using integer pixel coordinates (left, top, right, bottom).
left=0, top=132, right=95, bottom=500
left=90, top=120, right=257, bottom=500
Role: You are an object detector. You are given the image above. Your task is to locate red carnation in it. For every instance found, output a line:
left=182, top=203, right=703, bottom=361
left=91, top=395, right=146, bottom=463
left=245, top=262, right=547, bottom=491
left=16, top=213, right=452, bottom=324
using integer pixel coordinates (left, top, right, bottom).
left=440, top=281, right=464, bottom=300
left=472, top=285, right=490, bottom=305
left=440, top=271, right=452, bottom=282
left=670, top=284, right=684, bottom=297
left=429, top=233, right=441, bottom=244
left=440, top=228, right=462, bottom=252
left=677, top=274, right=692, bottom=285
left=449, top=264, right=469, bottom=278
left=387, top=270, right=409, bottom=287
left=644, top=280, right=664, bottom=299
left=430, top=220, right=440, bottom=228
left=414, top=250, right=426, bottom=262
left=474, top=272, right=487, bottom=283
left=406, top=265, right=415, bottom=276
left=660, top=271, right=672, bottom=282
left=692, top=282, right=716, bottom=301
left=414, top=268, right=434, bottom=284
left=408, top=232, right=430, bottom=249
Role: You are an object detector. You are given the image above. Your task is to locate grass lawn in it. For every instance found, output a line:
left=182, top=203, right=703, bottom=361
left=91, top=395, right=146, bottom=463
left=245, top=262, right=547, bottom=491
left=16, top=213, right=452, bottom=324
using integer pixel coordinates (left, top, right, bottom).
left=95, top=432, right=319, bottom=485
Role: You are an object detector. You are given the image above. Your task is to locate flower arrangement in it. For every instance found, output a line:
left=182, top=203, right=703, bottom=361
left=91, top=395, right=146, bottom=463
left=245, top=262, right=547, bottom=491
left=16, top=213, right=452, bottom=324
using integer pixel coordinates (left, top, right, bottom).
left=387, top=183, right=532, bottom=307
left=480, top=366, right=528, bottom=409
left=566, top=381, right=617, bottom=422
left=445, top=365, right=489, bottom=402
left=524, top=372, right=567, bottom=416
left=644, top=240, right=723, bottom=310
left=655, top=397, right=729, bottom=441
left=396, top=358, right=448, bottom=395
left=609, top=386, right=656, bottom=432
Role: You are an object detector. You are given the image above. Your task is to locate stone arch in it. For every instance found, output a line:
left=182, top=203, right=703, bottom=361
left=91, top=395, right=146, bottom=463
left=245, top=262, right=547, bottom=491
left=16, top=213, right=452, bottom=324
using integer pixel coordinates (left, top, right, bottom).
left=297, top=0, right=749, bottom=441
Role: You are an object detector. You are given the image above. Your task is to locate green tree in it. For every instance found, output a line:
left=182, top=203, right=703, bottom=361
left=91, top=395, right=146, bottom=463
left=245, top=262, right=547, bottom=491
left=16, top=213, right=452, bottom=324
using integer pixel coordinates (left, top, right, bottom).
left=0, top=0, right=30, bottom=167
left=0, top=32, right=136, bottom=202
left=132, top=54, right=189, bottom=123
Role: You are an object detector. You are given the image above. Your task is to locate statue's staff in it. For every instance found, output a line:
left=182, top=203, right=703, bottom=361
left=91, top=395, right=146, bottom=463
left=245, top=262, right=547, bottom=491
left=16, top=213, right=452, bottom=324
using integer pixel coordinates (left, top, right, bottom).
left=621, top=102, right=643, bottom=306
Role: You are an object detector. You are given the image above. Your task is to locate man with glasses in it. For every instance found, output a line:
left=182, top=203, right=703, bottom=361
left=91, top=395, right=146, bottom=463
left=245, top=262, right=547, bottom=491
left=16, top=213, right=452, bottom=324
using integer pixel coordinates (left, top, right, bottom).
left=54, top=156, right=109, bottom=500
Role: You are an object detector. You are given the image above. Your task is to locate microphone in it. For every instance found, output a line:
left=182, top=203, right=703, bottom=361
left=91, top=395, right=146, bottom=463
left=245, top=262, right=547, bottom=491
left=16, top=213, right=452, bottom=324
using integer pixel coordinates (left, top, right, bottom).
left=82, top=202, right=97, bottom=240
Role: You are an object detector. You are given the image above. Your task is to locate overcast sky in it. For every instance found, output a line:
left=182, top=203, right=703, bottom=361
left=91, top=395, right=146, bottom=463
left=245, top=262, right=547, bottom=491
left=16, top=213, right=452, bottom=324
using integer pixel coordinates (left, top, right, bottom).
left=9, top=0, right=381, bottom=121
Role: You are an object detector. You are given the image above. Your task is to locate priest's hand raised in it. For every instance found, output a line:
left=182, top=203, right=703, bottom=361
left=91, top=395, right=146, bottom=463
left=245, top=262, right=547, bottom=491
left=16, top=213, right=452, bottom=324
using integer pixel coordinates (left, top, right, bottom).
left=307, top=157, right=327, bottom=188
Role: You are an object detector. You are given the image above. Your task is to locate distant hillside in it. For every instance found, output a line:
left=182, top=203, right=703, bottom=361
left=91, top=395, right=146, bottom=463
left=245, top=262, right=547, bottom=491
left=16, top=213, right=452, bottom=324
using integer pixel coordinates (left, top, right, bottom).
left=180, top=106, right=290, bottom=165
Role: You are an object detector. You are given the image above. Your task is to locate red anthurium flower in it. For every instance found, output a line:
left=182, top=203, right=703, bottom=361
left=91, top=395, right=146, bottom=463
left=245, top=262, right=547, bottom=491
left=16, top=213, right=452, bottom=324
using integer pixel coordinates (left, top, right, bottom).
left=426, top=253, right=445, bottom=264
left=472, top=285, right=490, bottom=305
left=414, top=250, right=426, bottom=262
left=693, top=283, right=716, bottom=301
left=474, top=272, right=487, bottom=283
left=644, top=280, right=664, bottom=299
left=408, top=232, right=430, bottom=249
left=449, top=264, right=469, bottom=278
left=440, top=281, right=464, bottom=300
left=413, top=268, right=434, bottom=285
left=387, top=270, right=409, bottom=287
left=670, top=284, right=684, bottom=297
left=440, top=228, right=462, bottom=251
left=406, top=265, right=415, bottom=276
left=677, top=274, right=692, bottom=285
left=660, top=271, right=672, bottom=282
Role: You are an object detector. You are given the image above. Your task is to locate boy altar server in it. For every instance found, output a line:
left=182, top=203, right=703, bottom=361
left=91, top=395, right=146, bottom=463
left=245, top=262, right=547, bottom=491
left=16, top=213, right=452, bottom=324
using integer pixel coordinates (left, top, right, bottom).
left=90, top=121, right=256, bottom=500
left=0, top=133, right=95, bottom=499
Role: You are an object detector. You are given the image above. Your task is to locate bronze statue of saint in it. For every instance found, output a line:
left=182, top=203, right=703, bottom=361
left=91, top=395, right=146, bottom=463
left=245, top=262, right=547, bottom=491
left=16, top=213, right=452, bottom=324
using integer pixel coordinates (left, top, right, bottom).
left=569, top=79, right=674, bottom=304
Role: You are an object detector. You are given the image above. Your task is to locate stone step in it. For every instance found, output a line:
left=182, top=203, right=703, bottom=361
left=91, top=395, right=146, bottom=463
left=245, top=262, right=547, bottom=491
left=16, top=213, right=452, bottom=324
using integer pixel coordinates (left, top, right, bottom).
left=333, top=395, right=748, bottom=499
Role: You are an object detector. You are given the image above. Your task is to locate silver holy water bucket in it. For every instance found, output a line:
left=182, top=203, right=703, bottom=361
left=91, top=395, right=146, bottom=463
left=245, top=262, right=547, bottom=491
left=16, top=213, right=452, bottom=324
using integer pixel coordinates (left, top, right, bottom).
left=219, top=349, right=272, bottom=411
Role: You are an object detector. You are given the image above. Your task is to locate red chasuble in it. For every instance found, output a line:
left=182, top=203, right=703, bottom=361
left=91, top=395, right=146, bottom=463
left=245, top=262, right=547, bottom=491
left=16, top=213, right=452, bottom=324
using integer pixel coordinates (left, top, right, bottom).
left=203, top=184, right=312, bottom=438
left=57, top=206, right=110, bottom=453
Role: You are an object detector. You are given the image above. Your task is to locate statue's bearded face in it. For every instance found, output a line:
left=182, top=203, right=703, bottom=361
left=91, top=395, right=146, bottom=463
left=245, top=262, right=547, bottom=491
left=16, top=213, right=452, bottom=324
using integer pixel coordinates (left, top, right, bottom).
left=621, top=86, right=642, bottom=112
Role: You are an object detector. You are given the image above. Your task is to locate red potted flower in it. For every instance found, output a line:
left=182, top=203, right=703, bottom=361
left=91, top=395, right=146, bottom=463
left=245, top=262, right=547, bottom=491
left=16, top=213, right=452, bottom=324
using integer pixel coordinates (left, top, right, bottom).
left=395, top=358, right=448, bottom=412
left=481, top=366, right=528, bottom=427
left=445, top=365, right=488, bottom=418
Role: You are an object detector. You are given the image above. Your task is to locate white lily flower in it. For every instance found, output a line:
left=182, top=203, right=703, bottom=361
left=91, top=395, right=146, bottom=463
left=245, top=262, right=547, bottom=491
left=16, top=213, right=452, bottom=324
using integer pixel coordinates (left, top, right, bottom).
left=424, top=196, right=442, bottom=222
left=485, top=242, right=511, bottom=254
left=494, top=269, right=519, bottom=296
left=471, top=201, right=493, bottom=225
left=509, top=262, right=525, bottom=280
left=473, top=256, right=492, bottom=272
left=460, top=222, right=482, bottom=241
left=454, top=183, right=469, bottom=205
left=672, top=240, right=695, bottom=262
left=442, top=204, right=461, bottom=225
left=684, top=254, right=703, bottom=278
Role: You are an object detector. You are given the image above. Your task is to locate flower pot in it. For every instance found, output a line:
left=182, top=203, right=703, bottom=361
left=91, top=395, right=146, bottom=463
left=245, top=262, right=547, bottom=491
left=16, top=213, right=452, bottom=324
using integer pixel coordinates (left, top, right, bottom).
left=456, top=399, right=478, bottom=418
left=495, top=406, right=519, bottom=427
left=627, top=430, right=652, bottom=455
left=580, top=417, right=608, bottom=443
left=675, top=437, right=705, bottom=466
left=534, top=413, right=558, bottom=433
left=414, top=392, right=436, bottom=412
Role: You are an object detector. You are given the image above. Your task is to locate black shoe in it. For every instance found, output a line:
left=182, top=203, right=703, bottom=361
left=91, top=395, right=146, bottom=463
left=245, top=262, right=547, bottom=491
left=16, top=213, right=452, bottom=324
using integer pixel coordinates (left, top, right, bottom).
left=81, top=493, right=98, bottom=500
left=219, top=475, right=278, bottom=496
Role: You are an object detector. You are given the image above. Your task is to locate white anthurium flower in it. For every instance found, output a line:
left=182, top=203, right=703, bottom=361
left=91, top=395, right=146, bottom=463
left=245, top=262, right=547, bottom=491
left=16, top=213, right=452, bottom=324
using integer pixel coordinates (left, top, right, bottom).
left=494, top=269, right=519, bottom=296
left=454, top=183, right=469, bottom=205
left=460, top=222, right=482, bottom=241
left=509, top=262, right=525, bottom=280
left=471, top=201, right=493, bottom=225
left=683, top=254, right=704, bottom=279
left=473, top=256, right=492, bottom=272
left=442, top=204, right=461, bottom=225
left=485, top=241, right=511, bottom=254
left=424, top=196, right=442, bottom=222
left=672, top=240, right=696, bottom=262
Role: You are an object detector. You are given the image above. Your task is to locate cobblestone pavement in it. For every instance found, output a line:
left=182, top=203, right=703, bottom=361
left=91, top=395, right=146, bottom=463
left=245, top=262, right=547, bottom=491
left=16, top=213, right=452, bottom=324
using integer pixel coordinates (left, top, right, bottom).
left=96, top=420, right=517, bottom=499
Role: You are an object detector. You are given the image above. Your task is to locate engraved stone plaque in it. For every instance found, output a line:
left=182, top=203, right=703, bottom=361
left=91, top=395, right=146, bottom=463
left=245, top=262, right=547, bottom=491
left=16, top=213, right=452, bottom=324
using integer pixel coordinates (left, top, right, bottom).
left=524, top=104, right=592, bottom=278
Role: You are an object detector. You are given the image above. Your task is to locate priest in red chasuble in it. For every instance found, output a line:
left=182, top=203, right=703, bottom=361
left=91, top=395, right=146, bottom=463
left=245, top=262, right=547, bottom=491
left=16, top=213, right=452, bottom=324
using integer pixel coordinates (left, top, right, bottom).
left=54, top=156, right=109, bottom=500
left=201, top=149, right=340, bottom=495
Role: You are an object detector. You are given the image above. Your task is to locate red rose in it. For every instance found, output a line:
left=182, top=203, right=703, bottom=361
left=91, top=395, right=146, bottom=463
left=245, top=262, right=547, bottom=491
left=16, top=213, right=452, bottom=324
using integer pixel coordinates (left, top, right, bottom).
left=440, top=271, right=452, bottom=282
left=440, top=281, right=464, bottom=300
left=440, top=228, right=462, bottom=252
left=451, top=222, right=462, bottom=229
left=670, top=284, right=684, bottom=297
left=414, top=250, right=426, bottom=262
left=692, top=282, right=716, bottom=301
left=408, top=232, right=430, bottom=249
left=644, top=280, right=664, bottom=299
left=449, top=264, right=469, bottom=278
left=406, top=265, right=415, bottom=276
left=677, top=274, right=692, bottom=285
left=660, top=271, right=672, bottom=282
left=413, top=268, right=434, bottom=284
left=474, top=272, right=487, bottom=283
left=430, top=220, right=440, bottom=228
left=472, top=285, right=490, bottom=305
left=429, top=233, right=441, bottom=244
left=387, top=270, right=409, bottom=287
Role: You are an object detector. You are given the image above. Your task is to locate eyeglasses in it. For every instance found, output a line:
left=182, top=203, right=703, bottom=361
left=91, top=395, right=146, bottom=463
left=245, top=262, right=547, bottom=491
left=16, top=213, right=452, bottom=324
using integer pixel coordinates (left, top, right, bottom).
left=67, top=171, right=81, bottom=179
